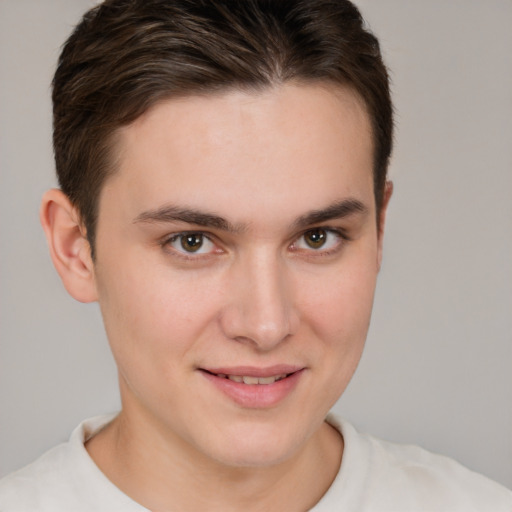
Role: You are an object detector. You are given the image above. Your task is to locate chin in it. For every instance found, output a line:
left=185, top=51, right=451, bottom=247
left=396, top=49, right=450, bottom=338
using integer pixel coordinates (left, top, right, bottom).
left=200, top=419, right=308, bottom=469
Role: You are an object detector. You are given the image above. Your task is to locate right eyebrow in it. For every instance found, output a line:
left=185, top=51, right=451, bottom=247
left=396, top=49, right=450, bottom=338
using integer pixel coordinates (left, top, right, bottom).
left=133, top=205, right=245, bottom=233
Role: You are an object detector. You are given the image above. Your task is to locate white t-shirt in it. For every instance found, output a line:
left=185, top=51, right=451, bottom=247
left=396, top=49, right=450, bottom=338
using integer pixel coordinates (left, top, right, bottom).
left=0, top=414, right=511, bottom=511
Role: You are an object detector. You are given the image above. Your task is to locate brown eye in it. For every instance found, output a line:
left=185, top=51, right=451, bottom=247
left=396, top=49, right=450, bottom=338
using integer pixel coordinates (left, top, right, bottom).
left=292, top=228, right=344, bottom=254
left=180, top=233, right=204, bottom=252
left=165, top=232, right=218, bottom=258
left=303, top=228, right=327, bottom=249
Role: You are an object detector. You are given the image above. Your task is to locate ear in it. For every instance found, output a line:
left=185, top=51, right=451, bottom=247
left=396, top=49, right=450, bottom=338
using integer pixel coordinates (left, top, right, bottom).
left=40, top=189, right=98, bottom=303
left=377, top=180, right=393, bottom=271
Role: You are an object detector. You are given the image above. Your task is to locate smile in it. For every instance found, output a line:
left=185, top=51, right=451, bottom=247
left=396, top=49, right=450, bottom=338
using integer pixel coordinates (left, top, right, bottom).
left=200, top=367, right=305, bottom=408
left=210, top=373, right=290, bottom=385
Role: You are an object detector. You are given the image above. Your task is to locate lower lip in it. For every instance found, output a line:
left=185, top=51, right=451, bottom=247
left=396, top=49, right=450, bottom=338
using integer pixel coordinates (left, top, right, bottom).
left=200, top=370, right=304, bottom=409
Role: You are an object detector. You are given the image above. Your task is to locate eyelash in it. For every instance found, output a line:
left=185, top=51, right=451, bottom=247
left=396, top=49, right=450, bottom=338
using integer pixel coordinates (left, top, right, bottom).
left=161, top=231, right=221, bottom=260
left=290, top=227, right=349, bottom=257
left=160, top=227, right=349, bottom=260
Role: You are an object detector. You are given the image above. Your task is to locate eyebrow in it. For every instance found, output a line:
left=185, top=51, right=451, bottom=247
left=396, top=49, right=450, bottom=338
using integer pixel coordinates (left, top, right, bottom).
left=133, top=198, right=368, bottom=232
left=133, top=205, right=244, bottom=233
left=292, top=198, right=368, bottom=229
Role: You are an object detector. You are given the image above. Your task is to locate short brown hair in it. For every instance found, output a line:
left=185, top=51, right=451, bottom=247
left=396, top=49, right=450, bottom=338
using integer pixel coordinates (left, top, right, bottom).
left=53, top=0, right=393, bottom=256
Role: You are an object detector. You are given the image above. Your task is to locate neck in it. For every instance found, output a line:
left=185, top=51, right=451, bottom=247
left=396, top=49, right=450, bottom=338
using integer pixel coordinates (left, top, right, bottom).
left=86, top=406, right=343, bottom=512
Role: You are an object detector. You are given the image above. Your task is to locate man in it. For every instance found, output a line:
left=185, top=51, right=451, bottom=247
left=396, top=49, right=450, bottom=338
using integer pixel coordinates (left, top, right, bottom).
left=0, top=0, right=510, bottom=510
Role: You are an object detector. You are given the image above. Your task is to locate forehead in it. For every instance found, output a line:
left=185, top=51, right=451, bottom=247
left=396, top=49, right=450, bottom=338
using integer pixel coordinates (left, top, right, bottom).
left=101, top=83, right=375, bottom=225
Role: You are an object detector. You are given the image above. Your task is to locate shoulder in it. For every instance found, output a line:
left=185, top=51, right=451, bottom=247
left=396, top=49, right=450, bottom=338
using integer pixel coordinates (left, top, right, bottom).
left=0, top=441, right=74, bottom=511
left=0, top=415, right=145, bottom=512
left=317, top=415, right=512, bottom=512
left=360, top=429, right=512, bottom=511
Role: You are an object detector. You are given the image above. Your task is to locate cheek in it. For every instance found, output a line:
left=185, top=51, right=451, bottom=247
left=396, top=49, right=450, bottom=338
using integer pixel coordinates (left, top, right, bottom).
left=96, top=257, right=221, bottom=369
left=298, top=250, right=378, bottom=388
left=302, top=258, right=377, bottom=341
left=285, top=254, right=378, bottom=420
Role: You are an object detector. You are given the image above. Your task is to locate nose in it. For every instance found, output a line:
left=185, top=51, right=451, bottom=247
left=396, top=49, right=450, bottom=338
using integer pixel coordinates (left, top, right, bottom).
left=219, top=251, right=299, bottom=351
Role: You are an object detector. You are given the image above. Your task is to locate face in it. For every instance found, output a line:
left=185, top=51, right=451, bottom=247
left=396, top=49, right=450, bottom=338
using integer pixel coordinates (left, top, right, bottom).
left=92, top=83, right=384, bottom=468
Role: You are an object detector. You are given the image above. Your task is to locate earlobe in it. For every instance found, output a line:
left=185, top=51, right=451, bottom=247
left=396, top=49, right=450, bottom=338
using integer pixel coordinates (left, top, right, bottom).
left=40, top=189, right=98, bottom=303
left=377, top=180, right=393, bottom=271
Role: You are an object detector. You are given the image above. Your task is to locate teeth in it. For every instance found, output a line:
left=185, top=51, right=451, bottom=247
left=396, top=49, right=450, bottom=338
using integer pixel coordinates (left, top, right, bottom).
left=221, top=373, right=288, bottom=385
left=258, top=376, right=278, bottom=385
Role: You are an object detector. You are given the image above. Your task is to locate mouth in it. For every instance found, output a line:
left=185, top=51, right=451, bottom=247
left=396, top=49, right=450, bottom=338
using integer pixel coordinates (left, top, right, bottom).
left=202, top=371, right=292, bottom=385
left=199, top=366, right=305, bottom=408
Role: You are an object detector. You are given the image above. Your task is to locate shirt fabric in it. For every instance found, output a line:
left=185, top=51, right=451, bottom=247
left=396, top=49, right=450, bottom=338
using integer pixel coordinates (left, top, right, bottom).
left=1, top=414, right=511, bottom=511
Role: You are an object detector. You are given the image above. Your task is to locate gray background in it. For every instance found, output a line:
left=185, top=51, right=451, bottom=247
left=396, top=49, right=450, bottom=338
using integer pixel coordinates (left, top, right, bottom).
left=1, top=0, right=511, bottom=488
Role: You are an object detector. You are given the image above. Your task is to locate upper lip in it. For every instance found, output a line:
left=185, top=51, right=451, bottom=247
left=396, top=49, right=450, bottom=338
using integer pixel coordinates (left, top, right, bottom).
left=200, top=365, right=304, bottom=377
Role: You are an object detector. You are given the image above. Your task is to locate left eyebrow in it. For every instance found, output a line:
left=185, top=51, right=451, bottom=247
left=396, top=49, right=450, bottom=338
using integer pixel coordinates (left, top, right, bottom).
left=292, top=198, right=368, bottom=230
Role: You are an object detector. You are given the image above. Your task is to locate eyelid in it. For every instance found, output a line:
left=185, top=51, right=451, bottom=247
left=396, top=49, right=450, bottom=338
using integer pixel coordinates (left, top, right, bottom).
left=290, top=226, right=349, bottom=254
left=161, top=229, right=215, bottom=243
left=312, top=225, right=349, bottom=237
left=160, top=230, right=222, bottom=258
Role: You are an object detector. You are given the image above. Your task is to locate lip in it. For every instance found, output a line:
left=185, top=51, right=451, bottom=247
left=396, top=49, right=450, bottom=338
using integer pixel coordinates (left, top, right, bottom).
left=203, top=364, right=303, bottom=378
left=199, top=365, right=305, bottom=409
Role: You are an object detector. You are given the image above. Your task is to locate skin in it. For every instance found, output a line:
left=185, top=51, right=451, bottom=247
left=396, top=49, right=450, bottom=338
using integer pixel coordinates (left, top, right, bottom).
left=41, top=82, right=392, bottom=511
